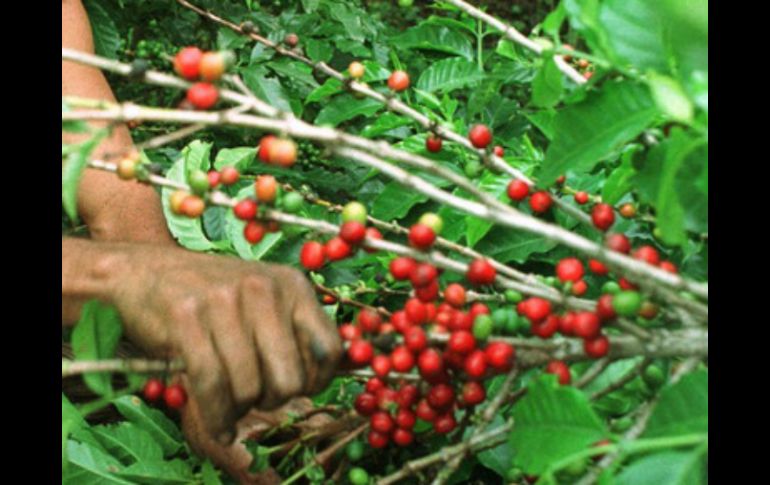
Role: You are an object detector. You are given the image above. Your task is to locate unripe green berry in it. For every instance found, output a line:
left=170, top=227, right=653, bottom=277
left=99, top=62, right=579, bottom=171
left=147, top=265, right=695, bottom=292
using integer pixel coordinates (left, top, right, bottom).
left=346, top=441, right=365, bottom=462
left=504, top=289, right=523, bottom=303
left=188, top=169, right=210, bottom=195
left=491, top=308, right=509, bottom=330
left=342, top=201, right=367, bottom=224
left=601, top=281, right=621, bottom=295
left=612, top=291, right=642, bottom=316
left=348, top=467, right=369, bottom=485
left=473, top=314, right=494, bottom=340
left=642, top=364, right=666, bottom=388
left=464, top=160, right=483, bottom=178
left=418, top=212, right=443, bottom=235
left=504, top=314, right=519, bottom=334
left=281, top=191, right=304, bottom=213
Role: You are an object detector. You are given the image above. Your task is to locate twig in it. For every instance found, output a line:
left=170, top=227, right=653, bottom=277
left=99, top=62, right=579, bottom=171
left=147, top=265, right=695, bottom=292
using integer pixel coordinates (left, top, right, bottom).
left=575, top=358, right=611, bottom=389
left=590, top=357, right=652, bottom=400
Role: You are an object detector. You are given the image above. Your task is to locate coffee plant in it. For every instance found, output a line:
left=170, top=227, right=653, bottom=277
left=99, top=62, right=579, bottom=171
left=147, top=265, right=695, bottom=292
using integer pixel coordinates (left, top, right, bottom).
left=62, top=0, right=708, bottom=484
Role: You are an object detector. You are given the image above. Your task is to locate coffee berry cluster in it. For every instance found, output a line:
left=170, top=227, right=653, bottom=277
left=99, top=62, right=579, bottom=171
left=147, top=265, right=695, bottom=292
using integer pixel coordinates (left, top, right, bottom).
left=173, top=46, right=236, bottom=109
left=142, top=378, right=187, bottom=410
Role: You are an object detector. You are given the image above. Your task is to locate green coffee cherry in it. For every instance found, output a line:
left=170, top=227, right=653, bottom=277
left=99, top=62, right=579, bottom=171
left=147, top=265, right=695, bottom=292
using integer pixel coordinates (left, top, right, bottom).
left=342, top=201, right=367, bottom=224
left=642, top=365, right=666, bottom=389
left=504, top=289, right=523, bottom=303
left=348, top=467, right=369, bottom=485
left=464, top=160, right=483, bottom=178
left=612, top=291, right=642, bottom=316
left=188, top=170, right=210, bottom=195
left=491, top=308, right=509, bottom=331
left=473, top=314, right=494, bottom=340
left=281, top=191, right=304, bottom=213
left=504, top=314, right=519, bottom=335
left=601, top=281, right=621, bottom=295
left=346, top=441, right=364, bottom=462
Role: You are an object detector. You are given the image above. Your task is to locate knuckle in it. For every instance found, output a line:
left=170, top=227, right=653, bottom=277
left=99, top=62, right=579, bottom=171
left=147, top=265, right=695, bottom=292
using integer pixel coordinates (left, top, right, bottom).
left=272, top=375, right=303, bottom=401
left=170, top=296, right=200, bottom=320
left=240, top=273, right=275, bottom=296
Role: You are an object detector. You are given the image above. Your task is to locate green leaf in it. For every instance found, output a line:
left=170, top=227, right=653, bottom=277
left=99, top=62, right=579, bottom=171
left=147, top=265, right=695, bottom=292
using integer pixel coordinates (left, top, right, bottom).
left=71, top=301, right=123, bottom=396
left=563, top=0, right=611, bottom=57
left=112, top=396, right=184, bottom=457
left=475, top=226, right=558, bottom=264
left=91, top=422, right=163, bottom=465
left=315, top=95, right=382, bottom=126
left=114, top=459, right=193, bottom=485
left=510, top=377, right=607, bottom=474
left=183, top=140, right=212, bottom=177
left=213, top=147, right=257, bottom=171
left=598, top=0, right=669, bottom=72
left=161, top=156, right=216, bottom=251
left=532, top=57, right=564, bottom=108
left=201, top=459, right=224, bottom=485
left=538, top=81, right=657, bottom=185
left=242, top=66, right=293, bottom=114
left=642, top=370, right=708, bottom=439
left=464, top=172, right=509, bottom=247
left=83, top=0, right=121, bottom=59
left=225, top=186, right=284, bottom=260
left=306, top=78, right=343, bottom=104
left=267, top=58, right=320, bottom=89
left=304, top=38, right=334, bottom=63
left=361, top=113, right=414, bottom=138
left=542, top=2, right=567, bottom=36
left=476, top=419, right=514, bottom=476
left=416, top=57, right=485, bottom=93
left=601, top=148, right=639, bottom=204
left=64, top=441, right=132, bottom=485
left=393, top=25, right=474, bottom=60
left=615, top=449, right=707, bottom=485
left=62, top=131, right=106, bottom=221
left=328, top=3, right=366, bottom=42
left=647, top=73, right=694, bottom=123
left=371, top=181, right=428, bottom=221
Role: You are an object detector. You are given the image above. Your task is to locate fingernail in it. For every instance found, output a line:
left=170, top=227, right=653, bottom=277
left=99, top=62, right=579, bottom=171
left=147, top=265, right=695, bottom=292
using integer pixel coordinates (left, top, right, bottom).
left=217, top=430, right=234, bottom=446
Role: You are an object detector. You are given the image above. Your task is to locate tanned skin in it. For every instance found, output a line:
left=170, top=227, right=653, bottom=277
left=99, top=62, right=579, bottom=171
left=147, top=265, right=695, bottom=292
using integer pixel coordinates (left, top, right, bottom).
left=62, top=1, right=342, bottom=481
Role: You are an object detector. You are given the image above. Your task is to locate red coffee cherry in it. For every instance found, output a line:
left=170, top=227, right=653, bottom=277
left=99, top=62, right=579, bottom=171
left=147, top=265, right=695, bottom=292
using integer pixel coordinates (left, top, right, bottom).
left=529, top=191, right=553, bottom=213
left=596, top=294, right=616, bottom=321
left=357, top=309, right=382, bottom=333
left=461, top=381, right=486, bottom=406
left=559, top=312, right=576, bottom=336
left=467, top=259, right=496, bottom=286
left=418, top=348, right=444, bottom=377
left=180, top=196, right=205, bottom=218
left=556, top=175, right=566, bottom=185
left=416, top=398, right=438, bottom=422
left=591, top=203, right=615, bottom=231
left=376, top=387, right=398, bottom=411
left=443, top=283, right=466, bottom=308
left=325, top=237, right=352, bottom=261
left=396, top=384, right=419, bottom=409
left=143, top=378, right=165, bottom=402
left=372, top=355, right=391, bottom=378
left=392, top=428, right=414, bottom=447
left=618, top=277, right=638, bottom=290
left=390, top=256, right=417, bottom=280
left=390, top=310, right=410, bottom=333
left=659, top=260, right=678, bottom=274
left=584, top=335, right=610, bottom=358
left=469, top=124, right=492, bottom=149
left=233, top=199, right=258, bottom=220
left=368, top=430, right=389, bottom=449
left=520, top=297, right=551, bottom=323
left=485, top=342, right=515, bottom=371
left=268, top=138, right=298, bottom=167
left=255, top=175, right=277, bottom=203
left=448, top=330, right=476, bottom=355
left=545, top=360, right=571, bottom=385
left=348, top=339, right=374, bottom=366
left=244, top=220, right=266, bottom=244
left=469, top=302, right=490, bottom=320
left=493, top=145, right=505, bottom=157
left=571, top=279, right=588, bottom=296
left=405, top=298, right=428, bottom=325
left=219, top=166, right=240, bottom=185
left=355, top=392, right=378, bottom=416
left=531, top=314, right=559, bottom=339
left=258, top=135, right=277, bottom=163
left=207, top=170, right=221, bottom=188
left=199, top=51, right=228, bottom=82
left=588, top=259, right=609, bottom=275
left=574, top=191, right=589, bottom=204
left=573, top=312, right=601, bottom=339
left=387, top=70, right=410, bottom=91
left=427, top=384, right=455, bottom=410
left=408, top=223, right=436, bottom=250
left=556, top=257, right=584, bottom=282
left=338, top=323, right=361, bottom=341
left=464, top=349, right=488, bottom=379
left=404, top=326, right=427, bottom=353
left=605, top=233, right=631, bottom=254
left=433, top=413, right=457, bottom=434
left=173, top=47, right=203, bottom=80
left=365, top=377, right=385, bottom=394
left=415, top=280, right=440, bottom=302
left=638, top=301, right=659, bottom=320
left=450, top=311, right=473, bottom=332
left=300, top=241, right=325, bottom=270
left=363, top=227, right=382, bottom=253
left=411, top=263, right=438, bottom=288
left=340, top=221, right=367, bottom=245
left=619, top=203, right=636, bottom=218
left=507, top=179, right=530, bottom=201
left=396, top=408, right=417, bottom=429
left=632, top=245, right=660, bottom=266
left=164, top=384, right=187, bottom=409
left=186, top=82, right=219, bottom=110
left=426, top=135, right=442, bottom=153
left=391, top=346, right=415, bottom=373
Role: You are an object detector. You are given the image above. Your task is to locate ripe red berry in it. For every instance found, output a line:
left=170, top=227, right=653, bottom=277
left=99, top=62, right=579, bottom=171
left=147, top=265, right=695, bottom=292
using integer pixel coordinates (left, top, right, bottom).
left=368, top=430, right=389, bottom=449
left=659, top=260, right=678, bottom=274
left=376, top=387, right=399, bottom=411
left=633, top=245, right=660, bottom=266
left=573, top=312, right=601, bottom=339
left=485, top=342, right=515, bottom=372
left=571, top=280, right=588, bottom=296
left=461, top=381, right=486, bottom=406
left=233, top=199, right=258, bottom=220
left=391, top=346, right=415, bottom=373
left=396, top=384, right=419, bottom=409
left=605, top=233, right=631, bottom=254
left=507, top=179, right=530, bottom=201
left=325, top=237, right=352, bottom=261
left=545, top=360, right=571, bottom=385
left=411, top=263, right=438, bottom=288
left=556, top=175, right=566, bottom=185
left=338, top=323, right=361, bottom=341
left=415, top=279, right=441, bottom=302
left=529, top=191, right=553, bottom=213
left=347, top=339, right=374, bottom=366
left=300, top=241, right=325, bottom=271
left=532, top=314, right=559, bottom=339
left=391, top=310, right=410, bottom=333
left=469, top=124, right=492, bottom=149
left=574, top=191, right=589, bottom=204
left=426, top=135, right=442, bottom=153
left=404, top=327, right=427, bottom=353
left=448, top=330, right=476, bottom=355
left=556, top=257, right=584, bottom=282
left=559, top=312, right=576, bottom=336
left=588, top=259, right=609, bottom=275
left=395, top=408, right=417, bottom=429
left=365, top=377, right=385, bottom=394
left=372, top=355, right=391, bottom=378
left=584, top=335, right=610, bottom=358
left=357, top=309, right=382, bottom=333
left=268, top=138, right=298, bottom=167
left=464, top=349, right=488, bottom=379
left=408, top=223, right=436, bottom=250
left=418, top=348, right=444, bottom=377
left=255, top=175, right=277, bottom=203
left=387, top=70, right=410, bottom=91
left=258, top=135, right=277, bottom=163
left=618, top=277, right=638, bottom=290
left=467, top=259, right=496, bottom=286
left=591, top=203, right=615, bottom=231
left=244, top=220, right=266, bottom=244
left=219, top=166, right=240, bottom=185
left=363, top=227, right=383, bottom=253
left=427, top=384, right=455, bottom=410
left=596, top=294, right=616, bottom=321
left=450, top=311, right=473, bottom=331
left=433, top=413, right=457, bottom=434
left=340, top=221, right=367, bottom=245
left=179, top=196, right=205, bottom=218
left=173, top=47, right=203, bottom=80
left=405, top=298, right=428, bottom=325
left=443, top=283, right=466, bottom=308
left=199, top=51, right=228, bottom=82
left=493, top=145, right=505, bottom=157
left=416, top=399, right=438, bottom=422
left=143, top=378, right=165, bottom=402
left=469, top=302, right=490, bottom=320
left=164, top=384, right=187, bottom=409
left=186, top=82, right=219, bottom=110
left=392, top=428, right=414, bottom=447
left=390, top=257, right=417, bottom=280
left=207, top=170, right=221, bottom=188
left=520, top=297, right=551, bottom=323
left=355, top=392, right=378, bottom=416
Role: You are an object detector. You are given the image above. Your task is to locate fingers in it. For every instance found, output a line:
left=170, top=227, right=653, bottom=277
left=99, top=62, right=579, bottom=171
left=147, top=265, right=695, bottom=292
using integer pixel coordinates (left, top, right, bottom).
left=240, top=275, right=306, bottom=410
left=171, top=297, right=238, bottom=444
